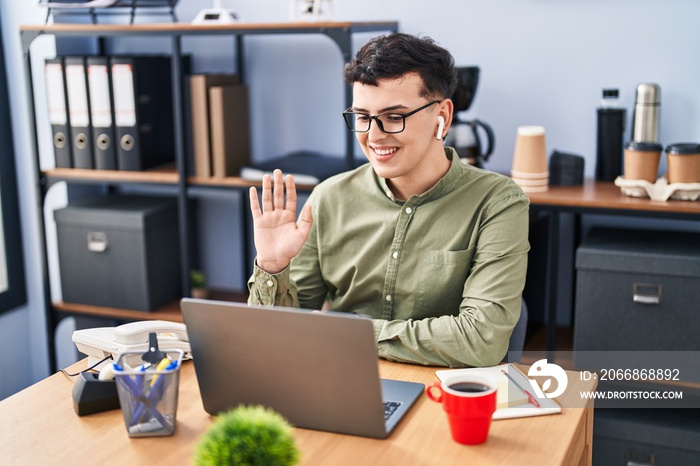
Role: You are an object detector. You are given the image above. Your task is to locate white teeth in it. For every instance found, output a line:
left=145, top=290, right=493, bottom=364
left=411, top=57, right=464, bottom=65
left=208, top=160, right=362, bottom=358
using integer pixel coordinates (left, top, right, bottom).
left=374, top=148, right=398, bottom=156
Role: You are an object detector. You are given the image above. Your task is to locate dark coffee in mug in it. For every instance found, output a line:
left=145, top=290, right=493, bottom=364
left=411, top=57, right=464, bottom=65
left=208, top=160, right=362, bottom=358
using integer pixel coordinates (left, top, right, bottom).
left=427, top=375, right=498, bottom=445
left=449, top=382, right=491, bottom=393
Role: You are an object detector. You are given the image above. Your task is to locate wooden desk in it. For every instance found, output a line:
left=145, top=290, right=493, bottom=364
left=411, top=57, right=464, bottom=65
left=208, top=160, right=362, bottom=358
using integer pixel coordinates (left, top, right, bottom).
left=527, top=180, right=700, bottom=354
left=529, top=179, right=700, bottom=216
left=0, top=360, right=596, bottom=466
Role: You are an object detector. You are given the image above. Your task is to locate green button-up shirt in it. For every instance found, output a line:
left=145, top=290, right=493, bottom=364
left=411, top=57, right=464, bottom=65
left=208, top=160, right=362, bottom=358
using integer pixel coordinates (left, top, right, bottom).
left=248, top=148, right=530, bottom=367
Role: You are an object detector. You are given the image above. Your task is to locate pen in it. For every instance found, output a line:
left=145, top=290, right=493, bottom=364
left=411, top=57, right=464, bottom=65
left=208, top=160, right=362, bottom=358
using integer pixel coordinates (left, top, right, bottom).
left=501, top=369, right=541, bottom=408
left=149, top=357, right=172, bottom=387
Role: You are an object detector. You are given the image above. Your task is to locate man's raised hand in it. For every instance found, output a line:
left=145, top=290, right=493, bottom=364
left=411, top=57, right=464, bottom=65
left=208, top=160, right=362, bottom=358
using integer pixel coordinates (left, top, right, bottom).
left=249, top=169, right=313, bottom=274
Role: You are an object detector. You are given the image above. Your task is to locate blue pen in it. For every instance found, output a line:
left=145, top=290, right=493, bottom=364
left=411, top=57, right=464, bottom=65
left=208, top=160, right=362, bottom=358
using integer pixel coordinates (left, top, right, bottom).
left=114, top=364, right=151, bottom=426
left=130, top=359, right=173, bottom=426
left=131, top=375, right=168, bottom=428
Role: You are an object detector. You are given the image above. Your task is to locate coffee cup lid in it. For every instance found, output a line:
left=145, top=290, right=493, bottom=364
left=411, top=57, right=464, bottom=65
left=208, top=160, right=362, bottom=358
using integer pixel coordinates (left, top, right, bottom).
left=516, top=126, right=545, bottom=136
left=665, top=143, right=700, bottom=155
left=626, top=141, right=662, bottom=152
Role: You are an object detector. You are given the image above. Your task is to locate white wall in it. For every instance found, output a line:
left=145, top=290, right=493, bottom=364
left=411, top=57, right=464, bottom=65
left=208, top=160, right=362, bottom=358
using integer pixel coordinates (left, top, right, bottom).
left=2, top=0, right=699, bottom=398
left=195, top=0, right=700, bottom=177
left=0, top=1, right=50, bottom=399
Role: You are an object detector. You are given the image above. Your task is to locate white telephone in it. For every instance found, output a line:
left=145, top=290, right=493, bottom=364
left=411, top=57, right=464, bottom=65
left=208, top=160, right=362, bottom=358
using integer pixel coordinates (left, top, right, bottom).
left=72, top=320, right=191, bottom=369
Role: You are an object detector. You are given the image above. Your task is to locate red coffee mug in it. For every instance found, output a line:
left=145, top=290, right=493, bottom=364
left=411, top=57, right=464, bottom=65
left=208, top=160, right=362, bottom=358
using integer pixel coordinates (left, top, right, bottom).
left=426, top=374, right=497, bottom=445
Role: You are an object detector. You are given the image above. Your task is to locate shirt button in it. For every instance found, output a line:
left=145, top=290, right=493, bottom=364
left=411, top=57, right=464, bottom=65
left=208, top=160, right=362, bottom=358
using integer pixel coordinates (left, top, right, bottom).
left=385, top=295, right=392, bottom=302
left=266, top=280, right=274, bottom=287
left=392, top=251, right=398, bottom=259
left=405, top=207, right=413, bottom=214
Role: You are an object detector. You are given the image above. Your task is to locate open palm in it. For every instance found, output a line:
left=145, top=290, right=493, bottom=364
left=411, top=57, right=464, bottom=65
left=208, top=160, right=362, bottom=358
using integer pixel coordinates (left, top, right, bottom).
left=249, top=169, right=313, bottom=274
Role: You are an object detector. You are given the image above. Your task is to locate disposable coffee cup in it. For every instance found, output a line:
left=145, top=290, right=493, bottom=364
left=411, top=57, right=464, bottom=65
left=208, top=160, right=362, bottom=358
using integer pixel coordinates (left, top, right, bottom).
left=511, top=126, right=549, bottom=192
left=511, top=126, right=548, bottom=175
left=624, top=141, right=662, bottom=183
left=426, top=374, right=497, bottom=445
left=666, top=143, right=700, bottom=184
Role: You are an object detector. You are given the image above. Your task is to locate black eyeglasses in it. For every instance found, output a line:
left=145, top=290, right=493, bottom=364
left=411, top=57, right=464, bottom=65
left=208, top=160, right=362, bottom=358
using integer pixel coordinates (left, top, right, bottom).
left=342, top=100, right=442, bottom=134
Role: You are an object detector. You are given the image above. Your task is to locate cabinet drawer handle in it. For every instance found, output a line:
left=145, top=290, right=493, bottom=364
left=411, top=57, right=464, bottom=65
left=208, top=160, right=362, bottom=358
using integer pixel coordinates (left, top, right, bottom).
left=626, top=449, right=655, bottom=466
left=632, top=282, right=662, bottom=305
left=87, top=231, right=108, bottom=253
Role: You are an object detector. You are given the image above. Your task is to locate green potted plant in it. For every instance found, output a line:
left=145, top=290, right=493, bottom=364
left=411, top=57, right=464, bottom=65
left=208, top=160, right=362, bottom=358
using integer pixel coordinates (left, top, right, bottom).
left=193, top=405, right=300, bottom=466
left=190, top=269, right=208, bottom=299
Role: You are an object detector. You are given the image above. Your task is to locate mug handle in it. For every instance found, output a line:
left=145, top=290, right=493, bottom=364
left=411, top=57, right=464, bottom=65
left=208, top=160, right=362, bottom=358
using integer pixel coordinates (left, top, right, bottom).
left=473, top=119, right=495, bottom=162
left=426, top=382, right=444, bottom=403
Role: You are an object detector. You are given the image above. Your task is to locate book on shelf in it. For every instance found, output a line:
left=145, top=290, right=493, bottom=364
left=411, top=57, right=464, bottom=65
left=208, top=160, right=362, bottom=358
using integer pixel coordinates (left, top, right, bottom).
left=208, top=84, right=251, bottom=178
left=188, top=73, right=240, bottom=177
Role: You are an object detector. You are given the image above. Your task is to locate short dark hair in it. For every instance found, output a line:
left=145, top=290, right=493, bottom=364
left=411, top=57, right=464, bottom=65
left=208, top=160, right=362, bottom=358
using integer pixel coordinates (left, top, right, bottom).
left=343, top=32, right=458, bottom=100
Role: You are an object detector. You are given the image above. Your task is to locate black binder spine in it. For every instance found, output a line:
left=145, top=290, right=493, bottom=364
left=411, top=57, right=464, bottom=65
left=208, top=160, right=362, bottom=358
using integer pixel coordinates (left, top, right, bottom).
left=65, top=56, right=94, bottom=169
left=45, top=57, right=72, bottom=168
left=111, top=55, right=181, bottom=171
left=87, top=56, right=117, bottom=171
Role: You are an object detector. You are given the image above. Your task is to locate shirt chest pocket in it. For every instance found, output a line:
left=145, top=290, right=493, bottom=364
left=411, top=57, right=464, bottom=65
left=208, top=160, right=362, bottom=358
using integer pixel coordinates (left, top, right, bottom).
left=416, top=247, right=475, bottom=316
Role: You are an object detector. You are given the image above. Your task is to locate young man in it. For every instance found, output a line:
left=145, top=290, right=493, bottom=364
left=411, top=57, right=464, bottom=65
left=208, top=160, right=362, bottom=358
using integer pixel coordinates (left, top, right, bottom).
left=248, top=33, right=530, bottom=367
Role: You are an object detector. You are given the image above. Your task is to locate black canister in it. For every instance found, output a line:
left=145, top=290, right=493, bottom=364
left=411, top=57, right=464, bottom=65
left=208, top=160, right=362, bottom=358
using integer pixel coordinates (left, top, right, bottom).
left=596, top=89, right=626, bottom=181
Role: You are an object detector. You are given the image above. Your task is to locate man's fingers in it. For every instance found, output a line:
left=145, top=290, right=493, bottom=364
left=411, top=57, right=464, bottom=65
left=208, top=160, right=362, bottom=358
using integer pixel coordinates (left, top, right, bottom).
left=261, top=173, right=273, bottom=212
left=256, top=170, right=296, bottom=217
left=273, top=169, right=284, bottom=210
left=297, top=204, right=313, bottom=239
left=249, top=186, right=261, bottom=219
left=285, top=174, right=298, bottom=214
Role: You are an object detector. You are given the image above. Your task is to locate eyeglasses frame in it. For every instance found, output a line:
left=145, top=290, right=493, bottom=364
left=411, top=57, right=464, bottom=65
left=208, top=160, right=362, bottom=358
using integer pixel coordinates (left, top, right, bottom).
left=342, top=99, right=443, bottom=134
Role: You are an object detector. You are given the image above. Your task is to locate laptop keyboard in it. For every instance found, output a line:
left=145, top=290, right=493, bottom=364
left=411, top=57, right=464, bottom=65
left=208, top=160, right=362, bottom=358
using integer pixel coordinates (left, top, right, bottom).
left=384, top=400, right=402, bottom=420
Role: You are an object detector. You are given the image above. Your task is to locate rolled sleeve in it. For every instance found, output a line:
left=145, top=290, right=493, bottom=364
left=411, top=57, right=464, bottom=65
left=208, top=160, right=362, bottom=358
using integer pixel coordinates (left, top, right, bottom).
left=247, top=262, right=298, bottom=307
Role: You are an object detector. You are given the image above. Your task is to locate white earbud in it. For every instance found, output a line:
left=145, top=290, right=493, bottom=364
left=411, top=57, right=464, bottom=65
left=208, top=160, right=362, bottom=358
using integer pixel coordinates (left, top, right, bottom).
left=436, top=116, right=445, bottom=140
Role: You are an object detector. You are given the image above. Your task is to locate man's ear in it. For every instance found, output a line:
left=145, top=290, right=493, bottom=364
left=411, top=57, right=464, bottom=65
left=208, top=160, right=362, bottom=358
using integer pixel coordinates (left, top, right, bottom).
left=439, top=98, right=455, bottom=139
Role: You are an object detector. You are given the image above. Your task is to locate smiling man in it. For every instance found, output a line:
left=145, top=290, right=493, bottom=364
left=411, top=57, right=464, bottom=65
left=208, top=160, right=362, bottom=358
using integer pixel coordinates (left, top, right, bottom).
left=247, top=33, right=530, bottom=367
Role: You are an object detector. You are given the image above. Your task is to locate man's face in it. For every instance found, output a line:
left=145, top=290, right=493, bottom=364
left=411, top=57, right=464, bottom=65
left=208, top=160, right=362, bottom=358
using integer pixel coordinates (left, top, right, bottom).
left=351, top=73, right=446, bottom=187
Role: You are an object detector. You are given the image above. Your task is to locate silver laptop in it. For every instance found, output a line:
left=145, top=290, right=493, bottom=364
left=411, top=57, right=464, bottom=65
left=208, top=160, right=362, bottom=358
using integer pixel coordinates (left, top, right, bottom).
left=180, top=298, right=424, bottom=439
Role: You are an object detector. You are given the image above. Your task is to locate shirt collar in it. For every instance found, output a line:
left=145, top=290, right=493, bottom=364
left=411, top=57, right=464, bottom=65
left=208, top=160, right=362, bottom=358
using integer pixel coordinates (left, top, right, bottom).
left=375, top=147, right=465, bottom=205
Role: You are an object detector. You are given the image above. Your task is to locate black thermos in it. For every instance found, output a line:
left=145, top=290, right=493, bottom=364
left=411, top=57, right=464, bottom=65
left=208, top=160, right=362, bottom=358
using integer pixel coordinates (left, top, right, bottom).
left=595, top=89, right=626, bottom=181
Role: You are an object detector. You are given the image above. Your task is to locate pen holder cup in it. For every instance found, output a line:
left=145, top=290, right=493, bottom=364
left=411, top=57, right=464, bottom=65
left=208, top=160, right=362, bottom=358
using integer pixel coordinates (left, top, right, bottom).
left=114, top=349, right=184, bottom=437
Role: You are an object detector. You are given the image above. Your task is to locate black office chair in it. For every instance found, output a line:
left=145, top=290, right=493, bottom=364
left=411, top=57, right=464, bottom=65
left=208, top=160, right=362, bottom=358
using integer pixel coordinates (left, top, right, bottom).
left=503, top=299, right=528, bottom=363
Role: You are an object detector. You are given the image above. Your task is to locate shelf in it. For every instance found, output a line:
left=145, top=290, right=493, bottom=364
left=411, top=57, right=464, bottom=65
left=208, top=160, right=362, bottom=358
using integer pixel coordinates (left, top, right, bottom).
left=54, top=288, right=248, bottom=323
left=55, top=300, right=184, bottom=322
left=188, top=175, right=317, bottom=191
left=187, top=151, right=364, bottom=191
left=41, top=166, right=323, bottom=190
left=43, top=163, right=179, bottom=185
left=528, top=179, right=700, bottom=217
left=20, top=21, right=399, bottom=37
